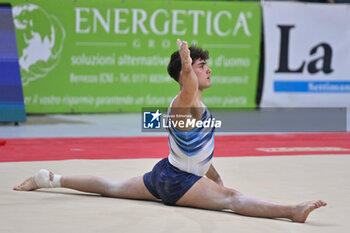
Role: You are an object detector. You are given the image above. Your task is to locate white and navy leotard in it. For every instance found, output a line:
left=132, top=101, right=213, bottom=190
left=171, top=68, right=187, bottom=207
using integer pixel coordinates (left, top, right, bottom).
left=167, top=99, right=215, bottom=176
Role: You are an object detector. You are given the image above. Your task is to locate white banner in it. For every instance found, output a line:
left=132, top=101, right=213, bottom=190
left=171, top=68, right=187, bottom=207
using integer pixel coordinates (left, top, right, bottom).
left=261, top=2, right=350, bottom=107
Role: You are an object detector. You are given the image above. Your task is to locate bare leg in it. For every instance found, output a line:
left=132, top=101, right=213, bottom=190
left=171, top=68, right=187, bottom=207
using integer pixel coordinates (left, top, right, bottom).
left=60, top=175, right=157, bottom=200
left=14, top=171, right=327, bottom=222
left=14, top=172, right=158, bottom=201
left=176, top=177, right=327, bottom=223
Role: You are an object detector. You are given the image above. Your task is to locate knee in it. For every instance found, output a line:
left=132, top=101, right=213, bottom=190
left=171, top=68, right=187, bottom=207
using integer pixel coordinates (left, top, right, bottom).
left=226, top=188, right=243, bottom=210
left=227, top=188, right=241, bottom=198
left=103, top=180, right=122, bottom=196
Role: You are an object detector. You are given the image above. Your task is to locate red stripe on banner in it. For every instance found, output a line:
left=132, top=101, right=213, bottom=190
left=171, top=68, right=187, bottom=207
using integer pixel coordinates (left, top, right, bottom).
left=0, top=133, right=349, bottom=162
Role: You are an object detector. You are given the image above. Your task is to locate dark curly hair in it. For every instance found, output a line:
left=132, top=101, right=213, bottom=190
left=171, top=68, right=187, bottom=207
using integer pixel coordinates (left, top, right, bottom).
left=167, top=45, right=209, bottom=83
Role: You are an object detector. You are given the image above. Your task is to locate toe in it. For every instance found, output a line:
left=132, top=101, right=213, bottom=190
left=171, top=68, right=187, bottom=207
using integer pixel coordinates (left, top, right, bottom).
left=13, top=186, right=21, bottom=191
left=314, top=200, right=327, bottom=208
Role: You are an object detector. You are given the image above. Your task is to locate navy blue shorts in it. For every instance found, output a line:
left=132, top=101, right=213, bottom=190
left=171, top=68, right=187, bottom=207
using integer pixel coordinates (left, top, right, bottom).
left=143, top=158, right=202, bottom=205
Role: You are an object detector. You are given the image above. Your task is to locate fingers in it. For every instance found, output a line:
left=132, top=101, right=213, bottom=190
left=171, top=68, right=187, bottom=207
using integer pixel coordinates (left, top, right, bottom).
left=177, top=38, right=188, bottom=50
left=177, top=39, right=192, bottom=65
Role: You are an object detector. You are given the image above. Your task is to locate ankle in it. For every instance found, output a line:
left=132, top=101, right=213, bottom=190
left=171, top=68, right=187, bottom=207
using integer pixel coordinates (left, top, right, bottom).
left=289, top=205, right=298, bottom=221
left=34, top=169, right=62, bottom=188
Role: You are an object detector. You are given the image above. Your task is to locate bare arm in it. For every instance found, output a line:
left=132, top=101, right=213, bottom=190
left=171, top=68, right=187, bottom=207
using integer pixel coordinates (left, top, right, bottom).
left=175, top=39, right=198, bottom=107
left=205, top=164, right=223, bottom=186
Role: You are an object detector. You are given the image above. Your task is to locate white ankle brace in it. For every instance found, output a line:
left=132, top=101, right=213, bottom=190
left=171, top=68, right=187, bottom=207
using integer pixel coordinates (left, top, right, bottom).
left=34, top=169, right=62, bottom=188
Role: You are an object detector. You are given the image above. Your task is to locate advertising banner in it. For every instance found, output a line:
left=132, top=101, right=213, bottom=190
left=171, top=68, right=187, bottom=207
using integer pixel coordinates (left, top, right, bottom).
left=2, top=0, right=261, bottom=113
left=261, top=2, right=350, bottom=107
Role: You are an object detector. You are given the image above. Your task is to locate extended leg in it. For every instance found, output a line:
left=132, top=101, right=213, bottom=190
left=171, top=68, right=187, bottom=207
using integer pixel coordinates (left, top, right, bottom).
left=61, top=175, right=157, bottom=200
left=176, top=177, right=326, bottom=223
left=14, top=169, right=158, bottom=201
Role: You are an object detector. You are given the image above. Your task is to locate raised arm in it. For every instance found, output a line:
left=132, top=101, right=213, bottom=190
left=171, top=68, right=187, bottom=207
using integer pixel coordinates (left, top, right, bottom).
left=175, top=39, right=198, bottom=107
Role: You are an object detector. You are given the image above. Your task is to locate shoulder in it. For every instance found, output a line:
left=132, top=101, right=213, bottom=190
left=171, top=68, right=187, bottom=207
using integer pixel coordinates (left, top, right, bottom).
left=171, top=95, right=202, bottom=109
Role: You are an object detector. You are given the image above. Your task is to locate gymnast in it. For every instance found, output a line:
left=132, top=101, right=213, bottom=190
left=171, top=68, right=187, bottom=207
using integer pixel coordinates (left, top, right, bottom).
left=14, top=39, right=326, bottom=223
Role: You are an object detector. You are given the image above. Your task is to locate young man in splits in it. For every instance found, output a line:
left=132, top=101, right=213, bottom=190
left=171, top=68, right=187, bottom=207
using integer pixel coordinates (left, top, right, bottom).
left=14, top=39, right=326, bottom=223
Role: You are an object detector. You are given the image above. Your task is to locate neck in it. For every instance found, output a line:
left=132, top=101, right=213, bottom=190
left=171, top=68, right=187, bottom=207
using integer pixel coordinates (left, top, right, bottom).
left=196, top=89, right=203, bottom=102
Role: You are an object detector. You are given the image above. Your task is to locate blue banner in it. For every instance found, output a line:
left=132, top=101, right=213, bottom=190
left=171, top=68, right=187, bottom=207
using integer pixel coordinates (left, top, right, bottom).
left=274, top=81, right=350, bottom=93
left=0, top=3, right=26, bottom=122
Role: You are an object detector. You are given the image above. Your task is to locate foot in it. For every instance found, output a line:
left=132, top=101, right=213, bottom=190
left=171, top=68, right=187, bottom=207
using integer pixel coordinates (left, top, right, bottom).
left=13, top=176, right=39, bottom=191
left=291, top=200, right=327, bottom=223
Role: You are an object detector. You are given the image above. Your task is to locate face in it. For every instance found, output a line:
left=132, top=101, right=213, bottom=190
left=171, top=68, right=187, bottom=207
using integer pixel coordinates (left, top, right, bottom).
left=192, top=59, right=212, bottom=90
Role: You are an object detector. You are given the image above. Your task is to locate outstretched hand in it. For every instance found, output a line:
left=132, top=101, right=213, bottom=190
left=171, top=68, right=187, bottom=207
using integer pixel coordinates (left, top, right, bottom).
left=177, top=39, right=192, bottom=65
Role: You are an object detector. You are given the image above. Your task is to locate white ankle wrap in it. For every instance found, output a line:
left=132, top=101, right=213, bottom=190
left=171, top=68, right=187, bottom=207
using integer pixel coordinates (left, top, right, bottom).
left=34, top=169, right=61, bottom=188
